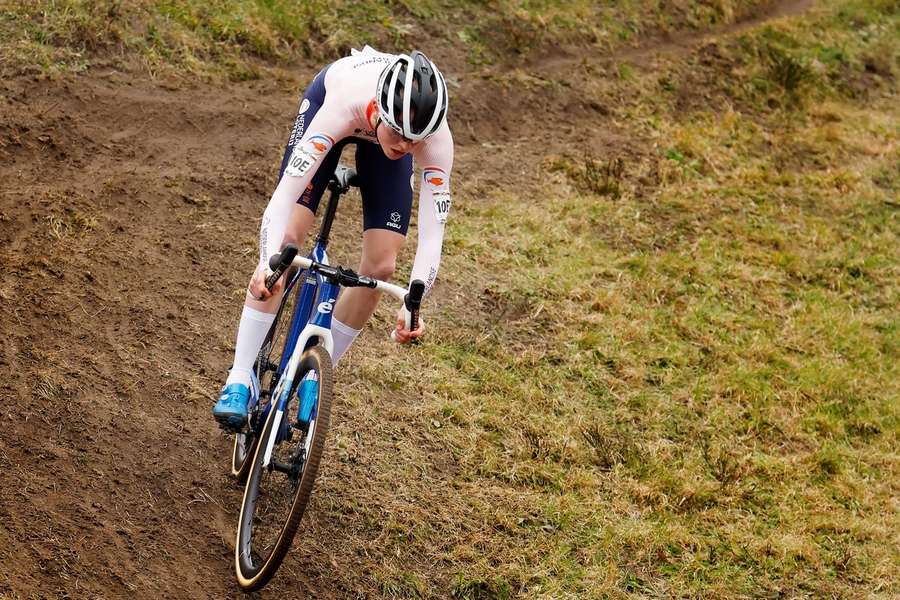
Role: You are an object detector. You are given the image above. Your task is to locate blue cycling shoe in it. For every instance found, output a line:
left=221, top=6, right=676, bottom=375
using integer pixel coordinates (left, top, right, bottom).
left=213, top=383, right=250, bottom=431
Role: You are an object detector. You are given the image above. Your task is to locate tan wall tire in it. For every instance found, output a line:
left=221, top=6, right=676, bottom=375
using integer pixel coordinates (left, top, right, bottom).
left=233, top=344, right=333, bottom=592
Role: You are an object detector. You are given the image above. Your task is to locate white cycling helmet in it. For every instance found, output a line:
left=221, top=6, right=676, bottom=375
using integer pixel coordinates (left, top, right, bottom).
left=376, top=50, right=449, bottom=141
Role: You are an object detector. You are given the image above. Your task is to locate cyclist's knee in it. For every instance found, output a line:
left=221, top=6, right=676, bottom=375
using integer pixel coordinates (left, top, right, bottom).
left=282, top=205, right=315, bottom=249
left=360, top=258, right=396, bottom=281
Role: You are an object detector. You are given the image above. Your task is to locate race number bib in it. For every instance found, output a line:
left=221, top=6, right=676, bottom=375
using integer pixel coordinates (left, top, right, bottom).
left=285, top=134, right=334, bottom=178
left=433, top=191, right=451, bottom=224
left=285, top=147, right=316, bottom=177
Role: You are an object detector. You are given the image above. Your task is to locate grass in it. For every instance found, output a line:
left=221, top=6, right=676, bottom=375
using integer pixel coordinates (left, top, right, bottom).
left=0, top=0, right=778, bottom=77
left=365, top=0, right=897, bottom=596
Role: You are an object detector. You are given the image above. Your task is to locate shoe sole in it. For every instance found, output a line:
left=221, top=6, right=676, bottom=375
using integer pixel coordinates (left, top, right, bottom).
left=215, top=412, right=248, bottom=433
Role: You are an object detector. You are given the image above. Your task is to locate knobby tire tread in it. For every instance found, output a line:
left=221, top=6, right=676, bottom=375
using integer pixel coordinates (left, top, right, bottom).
left=234, top=345, right=333, bottom=592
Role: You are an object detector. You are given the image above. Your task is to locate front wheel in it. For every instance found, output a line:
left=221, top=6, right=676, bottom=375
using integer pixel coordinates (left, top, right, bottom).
left=234, top=345, right=333, bottom=592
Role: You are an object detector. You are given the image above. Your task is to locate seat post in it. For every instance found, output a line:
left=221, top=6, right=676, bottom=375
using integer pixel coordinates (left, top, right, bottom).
left=315, top=165, right=358, bottom=250
left=315, top=186, right=342, bottom=249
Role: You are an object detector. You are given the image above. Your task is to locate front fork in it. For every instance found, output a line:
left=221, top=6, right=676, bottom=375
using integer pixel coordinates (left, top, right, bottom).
left=260, top=325, right=333, bottom=468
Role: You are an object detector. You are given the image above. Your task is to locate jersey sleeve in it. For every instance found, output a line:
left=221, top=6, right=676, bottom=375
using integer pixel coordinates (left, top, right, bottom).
left=258, top=92, right=352, bottom=268
left=410, top=128, right=455, bottom=295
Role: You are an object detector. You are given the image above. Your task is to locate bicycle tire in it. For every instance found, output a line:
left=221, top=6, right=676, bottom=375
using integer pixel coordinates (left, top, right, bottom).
left=234, top=344, right=333, bottom=592
left=231, top=269, right=300, bottom=483
left=230, top=426, right=256, bottom=483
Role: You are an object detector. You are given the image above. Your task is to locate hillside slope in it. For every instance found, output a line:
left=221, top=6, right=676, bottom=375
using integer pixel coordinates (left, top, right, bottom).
left=1, top=0, right=897, bottom=598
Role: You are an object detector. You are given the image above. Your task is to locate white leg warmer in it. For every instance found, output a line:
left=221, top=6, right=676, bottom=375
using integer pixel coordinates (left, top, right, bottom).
left=225, top=305, right=276, bottom=386
left=331, top=317, right=362, bottom=366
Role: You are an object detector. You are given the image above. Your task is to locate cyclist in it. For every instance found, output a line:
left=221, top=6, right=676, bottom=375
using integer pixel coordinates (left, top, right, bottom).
left=213, top=46, right=454, bottom=429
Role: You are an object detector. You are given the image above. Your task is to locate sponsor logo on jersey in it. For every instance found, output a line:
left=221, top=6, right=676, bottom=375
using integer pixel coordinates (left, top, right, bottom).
left=288, top=114, right=306, bottom=147
left=423, top=167, right=446, bottom=188
left=353, top=55, right=393, bottom=69
left=300, top=183, right=315, bottom=205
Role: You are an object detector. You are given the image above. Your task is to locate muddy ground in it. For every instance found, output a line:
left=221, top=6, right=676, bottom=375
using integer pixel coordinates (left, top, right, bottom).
left=0, top=2, right=816, bottom=598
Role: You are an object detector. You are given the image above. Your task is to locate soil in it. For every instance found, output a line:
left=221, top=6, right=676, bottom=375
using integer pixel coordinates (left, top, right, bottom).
left=0, top=2, right=816, bottom=597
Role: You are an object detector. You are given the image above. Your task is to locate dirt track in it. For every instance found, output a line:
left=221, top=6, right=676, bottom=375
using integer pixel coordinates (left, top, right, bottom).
left=0, top=72, right=311, bottom=598
left=0, top=2, right=817, bottom=597
left=1, top=59, right=511, bottom=600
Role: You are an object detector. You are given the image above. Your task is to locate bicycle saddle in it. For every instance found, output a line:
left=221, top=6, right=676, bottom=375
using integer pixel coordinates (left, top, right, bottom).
left=330, top=165, right=359, bottom=192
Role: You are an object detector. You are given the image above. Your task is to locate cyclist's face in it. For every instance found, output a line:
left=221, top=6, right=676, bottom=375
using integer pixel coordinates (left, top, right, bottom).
left=376, top=120, right=417, bottom=159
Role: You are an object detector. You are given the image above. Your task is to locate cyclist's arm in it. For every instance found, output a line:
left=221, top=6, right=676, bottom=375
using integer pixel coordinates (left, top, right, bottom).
left=409, top=129, right=455, bottom=296
left=258, top=104, right=352, bottom=269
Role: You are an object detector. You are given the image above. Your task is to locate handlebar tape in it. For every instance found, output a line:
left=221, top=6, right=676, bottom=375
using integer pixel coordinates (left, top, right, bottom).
left=265, top=244, right=299, bottom=290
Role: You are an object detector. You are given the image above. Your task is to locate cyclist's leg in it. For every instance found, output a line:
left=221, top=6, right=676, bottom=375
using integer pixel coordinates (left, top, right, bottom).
left=230, top=204, right=315, bottom=373
left=225, top=147, right=345, bottom=382
left=334, top=228, right=405, bottom=322
left=217, top=67, right=338, bottom=422
left=330, top=142, right=413, bottom=365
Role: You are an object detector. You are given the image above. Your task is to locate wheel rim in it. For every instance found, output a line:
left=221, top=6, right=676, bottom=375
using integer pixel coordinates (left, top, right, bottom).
left=237, top=376, right=319, bottom=577
left=232, top=431, right=251, bottom=472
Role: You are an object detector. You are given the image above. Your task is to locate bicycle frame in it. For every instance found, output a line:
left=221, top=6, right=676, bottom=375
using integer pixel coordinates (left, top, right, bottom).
left=259, top=240, right=338, bottom=466
left=246, top=166, right=412, bottom=469
left=278, top=241, right=336, bottom=372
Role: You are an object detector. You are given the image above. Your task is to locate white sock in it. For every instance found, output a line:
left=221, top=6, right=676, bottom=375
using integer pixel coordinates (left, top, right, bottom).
left=331, top=318, right=361, bottom=366
left=225, top=305, right=276, bottom=387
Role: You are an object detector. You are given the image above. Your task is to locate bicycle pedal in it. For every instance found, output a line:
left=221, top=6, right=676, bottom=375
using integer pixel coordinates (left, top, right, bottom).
left=216, top=418, right=245, bottom=434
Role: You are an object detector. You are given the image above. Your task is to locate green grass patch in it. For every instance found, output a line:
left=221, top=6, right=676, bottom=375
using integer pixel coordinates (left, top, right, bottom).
left=0, top=0, right=782, bottom=76
left=366, top=1, right=899, bottom=595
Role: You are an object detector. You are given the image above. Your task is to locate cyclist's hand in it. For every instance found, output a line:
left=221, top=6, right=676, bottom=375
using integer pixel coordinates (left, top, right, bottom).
left=247, top=263, right=282, bottom=301
left=394, top=307, right=425, bottom=344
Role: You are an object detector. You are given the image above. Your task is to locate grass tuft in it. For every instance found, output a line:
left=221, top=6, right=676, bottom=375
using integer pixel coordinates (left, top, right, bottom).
left=549, top=154, right=625, bottom=198
left=450, top=574, right=513, bottom=600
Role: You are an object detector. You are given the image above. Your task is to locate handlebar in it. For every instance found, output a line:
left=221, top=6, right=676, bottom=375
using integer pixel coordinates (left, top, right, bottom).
left=265, top=244, right=298, bottom=290
left=266, top=244, right=424, bottom=342
left=404, top=280, right=425, bottom=340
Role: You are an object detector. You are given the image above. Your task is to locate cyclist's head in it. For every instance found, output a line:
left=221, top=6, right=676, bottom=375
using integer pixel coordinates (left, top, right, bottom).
left=376, top=50, right=448, bottom=142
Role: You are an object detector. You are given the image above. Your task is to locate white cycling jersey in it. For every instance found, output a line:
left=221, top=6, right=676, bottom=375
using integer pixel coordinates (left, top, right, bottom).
left=259, top=46, right=455, bottom=295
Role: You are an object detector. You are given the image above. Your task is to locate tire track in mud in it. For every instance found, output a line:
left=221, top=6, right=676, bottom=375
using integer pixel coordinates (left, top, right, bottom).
left=454, top=0, right=817, bottom=182
left=0, top=72, right=335, bottom=599
left=533, top=0, right=816, bottom=72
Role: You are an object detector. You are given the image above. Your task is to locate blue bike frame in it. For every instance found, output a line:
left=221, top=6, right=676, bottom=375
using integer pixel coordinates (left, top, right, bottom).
left=278, top=241, right=337, bottom=374
left=247, top=239, right=338, bottom=441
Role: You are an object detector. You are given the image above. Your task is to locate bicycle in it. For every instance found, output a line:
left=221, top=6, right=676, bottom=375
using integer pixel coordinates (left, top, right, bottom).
left=227, top=164, right=425, bottom=591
